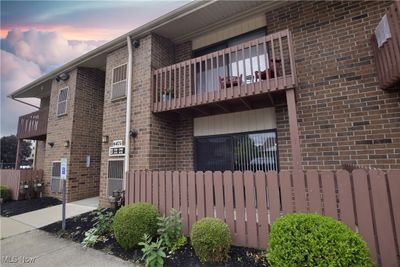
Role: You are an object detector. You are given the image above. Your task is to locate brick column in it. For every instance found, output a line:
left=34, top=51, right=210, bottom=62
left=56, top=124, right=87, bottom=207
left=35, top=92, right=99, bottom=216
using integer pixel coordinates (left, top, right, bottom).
left=286, top=89, right=302, bottom=170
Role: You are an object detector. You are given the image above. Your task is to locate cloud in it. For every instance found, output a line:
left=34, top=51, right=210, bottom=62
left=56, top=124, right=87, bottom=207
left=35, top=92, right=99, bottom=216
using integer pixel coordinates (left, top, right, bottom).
left=1, top=29, right=104, bottom=136
left=1, top=29, right=103, bottom=73
left=0, top=49, right=41, bottom=136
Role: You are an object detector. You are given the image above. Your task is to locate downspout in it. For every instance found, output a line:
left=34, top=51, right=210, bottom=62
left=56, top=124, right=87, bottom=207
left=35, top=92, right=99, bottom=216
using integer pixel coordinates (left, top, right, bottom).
left=124, top=35, right=133, bottom=190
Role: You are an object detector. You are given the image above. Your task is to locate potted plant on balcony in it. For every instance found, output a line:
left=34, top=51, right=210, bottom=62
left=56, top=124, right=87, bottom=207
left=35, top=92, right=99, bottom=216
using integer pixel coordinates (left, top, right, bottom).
left=162, top=86, right=174, bottom=101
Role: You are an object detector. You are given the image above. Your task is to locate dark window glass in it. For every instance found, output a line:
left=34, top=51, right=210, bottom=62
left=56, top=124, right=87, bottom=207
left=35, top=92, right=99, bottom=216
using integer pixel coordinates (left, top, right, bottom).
left=195, top=130, right=278, bottom=172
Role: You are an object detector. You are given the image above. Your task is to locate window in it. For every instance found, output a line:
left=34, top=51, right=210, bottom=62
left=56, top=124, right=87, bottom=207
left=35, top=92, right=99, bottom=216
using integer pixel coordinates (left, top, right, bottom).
left=195, top=130, right=278, bottom=172
left=193, top=28, right=267, bottom=94
left=107, top=160, right=124, bottom=196
left=111, top=64, right=127, bottom=100
left=51, top=161, right=62, bottom=192
left=57, top=88, right=68, bottom=116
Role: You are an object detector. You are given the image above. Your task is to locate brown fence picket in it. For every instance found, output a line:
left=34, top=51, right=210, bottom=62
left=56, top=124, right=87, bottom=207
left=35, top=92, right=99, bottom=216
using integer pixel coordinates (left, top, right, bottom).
left=152, top=171, right=159, bottom=209
left=204, top=171, right=214, bottom=217
left=336, top=170, right=356, bottom=231
left=306, top=170, right=321, bottom=214
left=279, top=171, right=293, bottom=214
left=223, top=171, right=235, bottom=239
left=188, top=171, right=197, bottom=230
left=255, top=171, right=268, bottom=249
left=320, top=171, right=337, bottom=219
left=146, top=171, right=152, bottom=203
left=134, top=171, right=140, bottom=203
left=159, top=171, right=166, bottom=215
left=387, top=170, right=400, bottom=256
left=244, top=171, right=258, bottom=248
left=266, top=171, right=280, bottom=224
left=292, top=169, right=306, bottom=212
left=196, top=171, right=205, bottom=220
left=166, top=171, right=173, bottom=213
left=233, top=171, right=246, bottom=245
left=140, top=170, right=146, bottom=202
left=180, top=171, right=189, bottom=235
left=353, top=169, right=378, bottom=264
left=369, top=170, right=398, bottom=267
left=172, top=171, right=180, bottom=210
left=214, top=171, right=225, bottom=219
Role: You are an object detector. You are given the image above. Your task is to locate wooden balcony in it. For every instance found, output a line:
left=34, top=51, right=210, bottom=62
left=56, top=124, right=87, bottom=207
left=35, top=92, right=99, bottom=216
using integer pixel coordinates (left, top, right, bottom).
left=16, top=107, right=49, bottom=140
left=152, top=29, right=296, bottom=113
left=371, top=1, right=400, bottom=90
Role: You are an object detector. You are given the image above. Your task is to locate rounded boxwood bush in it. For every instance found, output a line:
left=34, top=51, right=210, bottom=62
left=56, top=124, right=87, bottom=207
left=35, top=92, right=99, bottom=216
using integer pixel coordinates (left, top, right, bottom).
left=113, top=202, right=160, bottom=250
left=0, top=185, right=11, bottom=202
left=268, top=213, right=372, bottom=267
left=191, top=217, right=232, bottom=263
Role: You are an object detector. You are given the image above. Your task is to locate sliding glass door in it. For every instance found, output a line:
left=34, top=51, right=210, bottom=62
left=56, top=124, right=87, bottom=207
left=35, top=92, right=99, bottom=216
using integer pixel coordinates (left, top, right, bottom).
left=195, top=130, right=278, bottom=172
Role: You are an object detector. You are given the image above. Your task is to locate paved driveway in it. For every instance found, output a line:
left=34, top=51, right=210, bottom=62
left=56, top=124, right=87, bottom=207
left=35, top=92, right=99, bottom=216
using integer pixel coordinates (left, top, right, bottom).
left=0, top=230, right=138, bottom=267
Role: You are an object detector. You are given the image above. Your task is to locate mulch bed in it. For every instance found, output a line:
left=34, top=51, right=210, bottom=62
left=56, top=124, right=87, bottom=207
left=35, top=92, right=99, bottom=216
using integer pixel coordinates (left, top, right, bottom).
left=40, top=211, right=268, bottom=266
left=1, top=197, right=62, bottom=217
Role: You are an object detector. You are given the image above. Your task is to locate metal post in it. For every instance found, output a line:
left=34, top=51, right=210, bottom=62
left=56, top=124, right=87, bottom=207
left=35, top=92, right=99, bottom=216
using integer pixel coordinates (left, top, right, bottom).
left=62, top=179, right=66, bottom=230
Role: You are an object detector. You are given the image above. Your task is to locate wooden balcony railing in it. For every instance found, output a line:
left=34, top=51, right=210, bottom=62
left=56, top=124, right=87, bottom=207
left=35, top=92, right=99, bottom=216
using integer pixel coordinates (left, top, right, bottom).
left=152, top=29, right=296, bottom=112
left=371, top=1, right=400, bottom=90
left=17, top=107, right=49, bottom=140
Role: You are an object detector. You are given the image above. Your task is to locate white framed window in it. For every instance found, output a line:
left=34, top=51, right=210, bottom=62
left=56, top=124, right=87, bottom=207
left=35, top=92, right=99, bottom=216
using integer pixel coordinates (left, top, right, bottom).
left=111, top=64, right=127, bottom=100
left=57, top=87, right=68, bottom=116
left=107, top=159, right=124, bottom=196
left=51, top=161, right=63, bottom=192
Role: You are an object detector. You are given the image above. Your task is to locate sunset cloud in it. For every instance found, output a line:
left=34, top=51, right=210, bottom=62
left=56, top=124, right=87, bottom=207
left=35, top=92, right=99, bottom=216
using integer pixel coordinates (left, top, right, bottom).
left=0, top=1, right=189, bottom=136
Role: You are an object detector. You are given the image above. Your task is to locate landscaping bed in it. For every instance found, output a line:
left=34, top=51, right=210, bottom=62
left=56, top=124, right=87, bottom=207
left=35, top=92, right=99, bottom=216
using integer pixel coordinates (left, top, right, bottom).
left=40, top=210, right=268, bottom=266
left=1, top=197, right=61, bottom=217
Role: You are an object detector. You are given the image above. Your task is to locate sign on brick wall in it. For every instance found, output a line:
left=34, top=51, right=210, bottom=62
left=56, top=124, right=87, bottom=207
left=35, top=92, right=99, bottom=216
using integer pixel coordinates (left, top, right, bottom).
left=109, top=140, right=125, bottom=156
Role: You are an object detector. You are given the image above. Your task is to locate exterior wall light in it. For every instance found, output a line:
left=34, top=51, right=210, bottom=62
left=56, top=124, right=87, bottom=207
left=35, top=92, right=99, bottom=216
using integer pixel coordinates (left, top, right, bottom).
left=129, top=129, right=138, bottom=139
left=102, top=135, right=109, bottom=143
left=56, top=73, right=69, bottom=82
left=64, top=140, right=70, bottom=147
left=48, top=142, right=54, bottom=147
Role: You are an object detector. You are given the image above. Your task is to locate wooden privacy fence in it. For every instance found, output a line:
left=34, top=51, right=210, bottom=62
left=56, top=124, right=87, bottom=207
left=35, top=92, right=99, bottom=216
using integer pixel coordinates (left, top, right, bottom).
left=126, top=170, right=400, bottom=266
left=0, top=169, right=43, bottom=200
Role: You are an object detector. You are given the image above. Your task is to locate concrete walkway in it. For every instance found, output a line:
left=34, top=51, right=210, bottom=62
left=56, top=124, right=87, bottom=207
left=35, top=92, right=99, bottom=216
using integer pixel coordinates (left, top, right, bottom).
left=0, top=230, right=137, bottom=266
left=1, top=197, right=99, bottom=239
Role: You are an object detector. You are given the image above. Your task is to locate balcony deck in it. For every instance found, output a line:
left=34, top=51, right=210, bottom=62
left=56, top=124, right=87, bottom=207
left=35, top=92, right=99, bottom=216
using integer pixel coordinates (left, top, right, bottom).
left=152, top=29, right=296, bottom=113
left=16, top=107, right=49, bottom=140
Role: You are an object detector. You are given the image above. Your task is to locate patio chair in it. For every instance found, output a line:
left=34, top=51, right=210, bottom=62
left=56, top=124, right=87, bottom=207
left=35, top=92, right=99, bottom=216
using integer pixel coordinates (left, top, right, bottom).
left=255, top=58, right=282, bottom=81
left=219, top=74, right=243, bottom=89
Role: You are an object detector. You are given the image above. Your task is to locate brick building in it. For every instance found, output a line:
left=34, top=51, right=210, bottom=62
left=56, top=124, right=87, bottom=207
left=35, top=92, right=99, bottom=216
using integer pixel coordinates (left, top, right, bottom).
left=9, top=0, right=400, bottom=205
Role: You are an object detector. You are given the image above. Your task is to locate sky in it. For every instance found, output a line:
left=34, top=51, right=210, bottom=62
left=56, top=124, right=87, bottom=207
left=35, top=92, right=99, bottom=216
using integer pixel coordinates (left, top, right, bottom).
left=0, top=0, right=189, bottom=137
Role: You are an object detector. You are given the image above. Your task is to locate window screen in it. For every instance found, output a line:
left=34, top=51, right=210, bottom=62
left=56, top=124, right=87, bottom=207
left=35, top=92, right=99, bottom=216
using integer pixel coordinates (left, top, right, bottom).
left=108, top=160, right=124, bottom=196
left=112, top=64, right=127, bottom=99
left=51, top=161, right=63, bottom=192
left=57, top=88, right=68, bottom=116
left=195, top=131, right=278, bottom=172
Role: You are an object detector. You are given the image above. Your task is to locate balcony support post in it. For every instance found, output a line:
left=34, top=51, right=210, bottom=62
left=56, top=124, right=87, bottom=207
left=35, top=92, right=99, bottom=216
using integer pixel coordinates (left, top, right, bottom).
left=15, top=138, right=22, bottom=169
left=286, top=89, right=302, bottom=170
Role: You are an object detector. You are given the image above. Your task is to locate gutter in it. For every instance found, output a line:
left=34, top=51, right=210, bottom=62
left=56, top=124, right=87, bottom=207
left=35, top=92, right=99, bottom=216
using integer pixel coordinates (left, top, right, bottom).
left=124, top=35, right=133, bottom=190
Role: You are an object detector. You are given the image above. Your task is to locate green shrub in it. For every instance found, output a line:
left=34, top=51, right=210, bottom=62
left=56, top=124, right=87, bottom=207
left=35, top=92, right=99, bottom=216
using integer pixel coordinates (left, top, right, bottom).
left=191, top=217, right=232, bottom=263
left=0, top=185, right=11, bottom=201
left=268, top=213, right=373, bottom=267
left=113, top=203, right=160, bottom=250
left=157, top=208, right=183, bottom=250
left=139, top=234, right=166, bottom=267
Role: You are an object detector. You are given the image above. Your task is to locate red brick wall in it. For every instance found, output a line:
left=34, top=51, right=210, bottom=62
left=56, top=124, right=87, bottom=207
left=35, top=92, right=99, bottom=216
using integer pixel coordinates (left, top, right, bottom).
left=266, top=0, right=400, bottom=170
